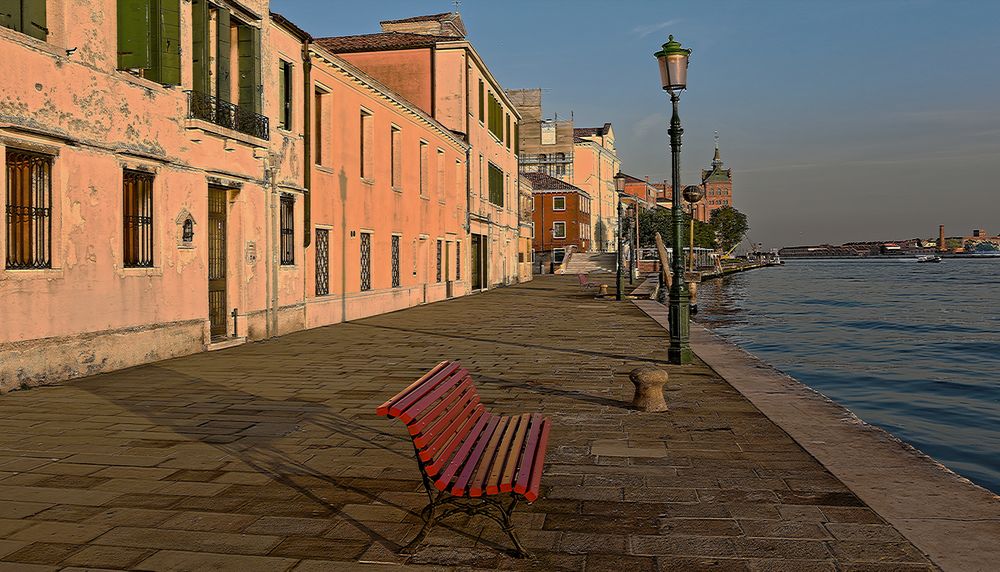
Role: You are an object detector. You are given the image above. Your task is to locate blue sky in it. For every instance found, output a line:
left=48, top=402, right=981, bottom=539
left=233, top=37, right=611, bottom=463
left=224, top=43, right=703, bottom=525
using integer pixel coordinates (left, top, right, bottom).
left=271, top=0, right=1000, bottom=247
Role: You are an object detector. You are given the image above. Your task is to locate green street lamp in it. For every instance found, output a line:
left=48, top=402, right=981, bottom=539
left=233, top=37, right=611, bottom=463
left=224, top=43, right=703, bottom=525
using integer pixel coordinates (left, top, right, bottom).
left=654, top=35, right=694, bottom=365
left=614, top=171, right=626, bottom=301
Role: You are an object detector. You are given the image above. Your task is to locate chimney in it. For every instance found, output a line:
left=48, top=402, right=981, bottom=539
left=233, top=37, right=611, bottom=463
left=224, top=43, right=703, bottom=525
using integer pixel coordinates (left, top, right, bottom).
left=938, top=225, right=946, bottom=252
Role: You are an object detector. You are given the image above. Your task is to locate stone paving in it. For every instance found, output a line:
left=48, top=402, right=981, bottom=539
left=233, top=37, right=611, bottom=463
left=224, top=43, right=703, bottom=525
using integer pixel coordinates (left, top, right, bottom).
left=0, top=275, right=937, bottom=571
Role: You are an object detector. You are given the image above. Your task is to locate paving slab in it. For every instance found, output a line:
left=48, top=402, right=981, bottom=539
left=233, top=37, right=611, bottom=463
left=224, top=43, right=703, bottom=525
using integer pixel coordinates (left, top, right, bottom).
left=0, top=275, right=956, bottom=570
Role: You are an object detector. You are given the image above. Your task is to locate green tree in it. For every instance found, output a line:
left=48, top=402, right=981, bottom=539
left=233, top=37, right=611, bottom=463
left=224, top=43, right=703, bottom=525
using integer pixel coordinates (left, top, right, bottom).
left=709, top=206, right=749, bottom=253
left=638, top=208, right=716, bottom=249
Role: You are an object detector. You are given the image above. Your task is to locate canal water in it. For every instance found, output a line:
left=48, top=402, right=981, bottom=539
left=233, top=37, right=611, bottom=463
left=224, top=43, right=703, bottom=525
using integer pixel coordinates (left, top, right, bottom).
left=696, top=258, right=1000, bottom=494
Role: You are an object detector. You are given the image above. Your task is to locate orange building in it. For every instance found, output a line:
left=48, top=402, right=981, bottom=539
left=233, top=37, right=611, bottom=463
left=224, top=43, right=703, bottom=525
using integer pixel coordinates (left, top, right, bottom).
left=0, top=4, right=504, bottom=390
left=573, top=125, right=621, bottom=252
left=315, top=13, right=521, bottom=290
left=525, top=172, right=591, bottom=263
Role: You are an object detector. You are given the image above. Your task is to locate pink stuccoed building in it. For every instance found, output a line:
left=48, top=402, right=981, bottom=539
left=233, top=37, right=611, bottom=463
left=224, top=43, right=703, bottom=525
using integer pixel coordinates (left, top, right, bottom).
left=0, top=2, right=516, bottom=390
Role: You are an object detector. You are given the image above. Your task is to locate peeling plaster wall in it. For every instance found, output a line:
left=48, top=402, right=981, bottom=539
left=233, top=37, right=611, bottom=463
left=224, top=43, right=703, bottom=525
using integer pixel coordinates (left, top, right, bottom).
left=0, top=0, right=288, bottom=391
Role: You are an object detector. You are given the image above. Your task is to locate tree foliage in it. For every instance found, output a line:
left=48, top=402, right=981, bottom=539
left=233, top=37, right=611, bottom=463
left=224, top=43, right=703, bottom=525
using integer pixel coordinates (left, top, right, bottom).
left=709, top=206, right=749, bottom=253
left=638, top=208, right=716, bottom=249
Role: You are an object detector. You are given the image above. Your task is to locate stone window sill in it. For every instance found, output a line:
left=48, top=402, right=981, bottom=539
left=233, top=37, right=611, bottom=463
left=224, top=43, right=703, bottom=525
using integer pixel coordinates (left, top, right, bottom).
left=185, top=118, right=268, bottom=149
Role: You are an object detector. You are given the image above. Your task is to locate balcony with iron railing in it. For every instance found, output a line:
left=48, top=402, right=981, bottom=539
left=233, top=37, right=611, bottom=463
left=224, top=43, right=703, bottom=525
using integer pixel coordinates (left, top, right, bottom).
left=188, top=91, right=269, bottom=141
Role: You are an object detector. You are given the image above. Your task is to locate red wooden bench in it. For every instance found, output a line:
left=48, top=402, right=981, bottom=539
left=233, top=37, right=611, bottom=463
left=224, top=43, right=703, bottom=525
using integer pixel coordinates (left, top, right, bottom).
left=376, top=360, right=551, bottom=558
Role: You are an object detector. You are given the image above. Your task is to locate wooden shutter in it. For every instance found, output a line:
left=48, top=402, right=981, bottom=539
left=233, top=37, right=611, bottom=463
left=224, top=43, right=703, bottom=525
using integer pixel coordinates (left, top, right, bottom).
left=514, top=121, right=519, bottom=155
left=154, top=0, right=181, bottom=85
left=478, top=79, right=484, bottom=122
left=505, top=114, right=511, bottom=148
left=216, top=7, right=231, bottom=101
left=238, top=24, right=261, bottom=114
left=0, top=0, right=20, bottom=33
left=117, top=0, right=151, bottom=70
left=190, top=0, right=209, bottom=93
left=23, top=0, right=46, bottom=40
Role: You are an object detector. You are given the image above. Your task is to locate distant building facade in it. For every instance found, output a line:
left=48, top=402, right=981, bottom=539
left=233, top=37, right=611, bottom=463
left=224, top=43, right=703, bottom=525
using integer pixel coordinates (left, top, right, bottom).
left=517, top=174, right=534, bottom=282
left=700, top=140, right=733, bottom=222
left=525, top=172, right=591, bottom=263
left=509, top=89, right=620, bottom=253
left=317, top=13, right=521, bottom=290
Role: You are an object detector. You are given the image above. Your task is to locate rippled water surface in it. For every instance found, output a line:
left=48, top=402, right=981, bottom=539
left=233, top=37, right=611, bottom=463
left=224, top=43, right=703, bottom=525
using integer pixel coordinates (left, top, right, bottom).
left=696, top=259, right=1000, bottom=493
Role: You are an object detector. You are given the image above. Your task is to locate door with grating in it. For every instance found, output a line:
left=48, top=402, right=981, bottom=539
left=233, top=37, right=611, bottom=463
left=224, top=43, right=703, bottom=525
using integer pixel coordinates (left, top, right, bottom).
left=208, top=187, right=228, bottom=339
left=316, top=228, right=329, bottom=296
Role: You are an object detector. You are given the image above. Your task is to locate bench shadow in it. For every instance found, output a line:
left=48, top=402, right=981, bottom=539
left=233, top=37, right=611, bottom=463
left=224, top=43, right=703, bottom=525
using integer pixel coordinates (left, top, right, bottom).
left=79, top=365, right=513, bottom=556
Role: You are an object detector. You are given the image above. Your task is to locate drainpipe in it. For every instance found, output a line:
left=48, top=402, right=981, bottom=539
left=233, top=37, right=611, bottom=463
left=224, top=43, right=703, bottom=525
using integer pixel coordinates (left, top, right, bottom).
left=264, top=161, right=273, bottom=338
left=302, top=43, right=312, bottom=248
left=269, top=162, right=279, bottom=337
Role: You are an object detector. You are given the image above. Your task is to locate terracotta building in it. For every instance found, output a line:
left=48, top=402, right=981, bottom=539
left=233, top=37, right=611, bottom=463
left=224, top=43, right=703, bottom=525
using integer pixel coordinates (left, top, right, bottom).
left=525, top=172, right=591, bottom=263
left=0, top=3, right=497, bottom=390
left=701, top=139, right=733, bottom=221
left=315, top=13, right=521, bottom=290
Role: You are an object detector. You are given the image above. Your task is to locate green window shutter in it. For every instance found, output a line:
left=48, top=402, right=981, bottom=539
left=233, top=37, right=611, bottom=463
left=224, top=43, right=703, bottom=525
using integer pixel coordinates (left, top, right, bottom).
left=514, top=122, right=519, bottom=156
left=505, top=114, right=511, bottom=148
left=238, top=24, right=261, bottom=114
left=191, top=0, right=209, bottom=92
left=0, top=0, right=21, bottom=33
left=146, top=0, right=181, bottom=85
left=215, top=7, right=231, bottom=101
left=478, top=79, right=484, bottom=122
left=23, top=0, right=47, bottom=40
left=117, top=0, right=151, bottom=70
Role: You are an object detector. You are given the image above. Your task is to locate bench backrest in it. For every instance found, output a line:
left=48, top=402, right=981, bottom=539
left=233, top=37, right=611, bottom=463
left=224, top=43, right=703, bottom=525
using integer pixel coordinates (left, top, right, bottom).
left=376, top=361, right=485, bottom=475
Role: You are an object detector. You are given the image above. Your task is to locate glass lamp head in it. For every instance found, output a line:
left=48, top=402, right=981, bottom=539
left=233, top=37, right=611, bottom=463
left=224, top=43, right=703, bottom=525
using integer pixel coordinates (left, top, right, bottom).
left=683, top=185, right=705, bottom=204
left=654, top=35, right=692, bottom=92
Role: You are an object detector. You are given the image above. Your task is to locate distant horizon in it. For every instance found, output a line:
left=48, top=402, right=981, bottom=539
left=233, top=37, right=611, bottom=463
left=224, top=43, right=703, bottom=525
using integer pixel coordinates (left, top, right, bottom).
left=270, top=0, right=1000, bottom=248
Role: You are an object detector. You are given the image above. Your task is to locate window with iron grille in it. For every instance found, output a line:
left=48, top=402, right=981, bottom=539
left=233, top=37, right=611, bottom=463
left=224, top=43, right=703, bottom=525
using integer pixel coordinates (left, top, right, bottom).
left=123, top=170, right=154, bottom=268
left=391, top=235, right=400, bottom=288
left=455, top=241, right=461, bottom=280
left=315, top=228, right=329, bottom=296
left=360, top=232, right=371, bottom=291
left=436, top=240, right=442, bottom=282
left=5, top=149, right=52, bottom=270
left=280, top=195, right=294, bottom=265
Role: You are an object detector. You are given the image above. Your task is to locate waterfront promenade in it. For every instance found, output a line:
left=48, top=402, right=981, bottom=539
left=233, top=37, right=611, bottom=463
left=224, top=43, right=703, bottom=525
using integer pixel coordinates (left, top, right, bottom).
left=0, top=276, right=976, bottom=570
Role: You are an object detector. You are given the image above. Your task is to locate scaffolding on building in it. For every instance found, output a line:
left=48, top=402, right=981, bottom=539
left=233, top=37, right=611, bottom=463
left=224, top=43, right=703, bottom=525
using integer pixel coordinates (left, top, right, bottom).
left=517, top=152, right=574, bottom=180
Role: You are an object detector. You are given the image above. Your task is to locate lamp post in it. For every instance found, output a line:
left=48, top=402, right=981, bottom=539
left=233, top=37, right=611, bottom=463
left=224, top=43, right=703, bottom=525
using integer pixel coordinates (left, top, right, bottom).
left=655, top=35, right=693, bottom=365
left=683, top=185, right=705, bottom=271
left=614, top=172, right=626, bottom=301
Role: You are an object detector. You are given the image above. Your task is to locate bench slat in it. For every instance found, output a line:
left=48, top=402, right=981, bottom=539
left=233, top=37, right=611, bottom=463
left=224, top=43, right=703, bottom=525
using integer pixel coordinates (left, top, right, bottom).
left=514, top=413, right=544, bottom=495
left=375, top=361, right=450, bottom=417
left=387, top=362, right=463, bottom=420
left=419, top=395, right=480, bottom=463
left=407, top=377, right=474, bottom=437
left=499, top=413, right=531, bottom=493
left=397, top=367, right=469, bottom=424
left=426, top=406, right=484, bottom=476
left=433, top=412, right=493, bottom=490
left=523, top=417, right=551, bottom=502
left=485, top=415, right=522, bottom=495
left=413, top=382, right=477, bottom=449
left=469, top=415, right=510, bottom=497
left=451, top=414, right=502, bottom=496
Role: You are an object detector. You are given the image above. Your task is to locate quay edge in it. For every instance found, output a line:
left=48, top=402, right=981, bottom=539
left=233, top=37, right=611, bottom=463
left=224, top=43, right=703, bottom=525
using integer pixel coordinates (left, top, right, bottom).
left=634, top=298, right=1000, bottom=572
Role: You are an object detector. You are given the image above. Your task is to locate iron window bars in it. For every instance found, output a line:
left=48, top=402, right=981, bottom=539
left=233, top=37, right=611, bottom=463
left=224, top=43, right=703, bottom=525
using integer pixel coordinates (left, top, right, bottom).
left=123, top=170, right=154, bottom=268
left=5, top=149, right=52, bottom=270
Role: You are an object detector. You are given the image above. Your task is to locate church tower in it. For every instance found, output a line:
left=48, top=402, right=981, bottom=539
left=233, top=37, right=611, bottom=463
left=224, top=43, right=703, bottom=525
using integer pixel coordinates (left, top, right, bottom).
left=699, top=133, right=733, bottom=222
